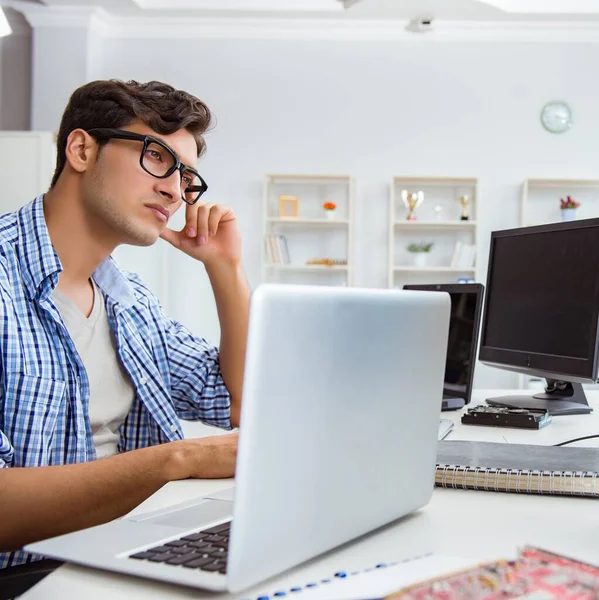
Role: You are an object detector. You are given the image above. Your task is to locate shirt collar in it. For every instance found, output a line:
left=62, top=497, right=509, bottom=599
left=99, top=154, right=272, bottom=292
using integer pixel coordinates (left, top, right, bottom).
left=93, top=257, right=137, bottom=309
left=18, top=195, right=137, bottom=308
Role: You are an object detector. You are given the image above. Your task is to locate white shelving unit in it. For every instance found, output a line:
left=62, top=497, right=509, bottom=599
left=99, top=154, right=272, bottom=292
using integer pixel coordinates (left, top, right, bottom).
left=262, top=174, right=354, bottom=286
left=521, top=178, right=599, bottom=227
left=388, top=177, right=479, bottom=288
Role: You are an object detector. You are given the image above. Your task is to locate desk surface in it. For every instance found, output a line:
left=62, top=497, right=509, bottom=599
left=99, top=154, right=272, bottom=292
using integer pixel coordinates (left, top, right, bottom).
left=22, top=390, right=599, bottom=600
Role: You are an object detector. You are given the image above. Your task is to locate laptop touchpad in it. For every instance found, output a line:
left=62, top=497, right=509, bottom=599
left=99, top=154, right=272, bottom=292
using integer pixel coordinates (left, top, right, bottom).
left=144, top=499, right=233, bottom=529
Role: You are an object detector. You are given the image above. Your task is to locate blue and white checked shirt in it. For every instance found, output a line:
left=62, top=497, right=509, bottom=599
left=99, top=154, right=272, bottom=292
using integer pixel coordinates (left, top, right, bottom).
left=0, top=196, right=231, bottom=569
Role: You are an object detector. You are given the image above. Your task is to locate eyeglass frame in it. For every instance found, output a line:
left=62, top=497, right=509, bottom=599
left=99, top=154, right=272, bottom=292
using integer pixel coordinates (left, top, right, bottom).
left=86, top=127, right=208, bottom=205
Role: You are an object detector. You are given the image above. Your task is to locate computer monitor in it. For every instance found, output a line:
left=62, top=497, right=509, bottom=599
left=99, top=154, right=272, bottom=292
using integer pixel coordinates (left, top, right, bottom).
left=403, top=283, right=484, bottom=411
left=479, top=218, right=599, bottom=416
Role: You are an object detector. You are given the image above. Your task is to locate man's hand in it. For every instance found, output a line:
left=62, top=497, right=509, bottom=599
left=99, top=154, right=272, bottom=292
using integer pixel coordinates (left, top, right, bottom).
left=160, top=202, right=241, bottom=267
left=168, top=433, right=239, bottom=480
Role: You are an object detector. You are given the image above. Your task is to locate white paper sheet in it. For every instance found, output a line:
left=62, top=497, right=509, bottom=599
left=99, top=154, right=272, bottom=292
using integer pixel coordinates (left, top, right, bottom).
left=292, top=554, right=484, bottom=600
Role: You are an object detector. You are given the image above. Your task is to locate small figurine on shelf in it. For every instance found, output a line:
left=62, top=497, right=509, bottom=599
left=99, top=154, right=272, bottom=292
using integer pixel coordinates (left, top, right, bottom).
left=458, top=195, right=470, bottom=221
left=560, top=195, right=580, bottom=222
left=401, top=190, right=424, bottom=221
left=322, top=201, right=337, bottom=220
left=407, top=242, right=434, bottom=268
left=433, top=205, right=444, bottom=222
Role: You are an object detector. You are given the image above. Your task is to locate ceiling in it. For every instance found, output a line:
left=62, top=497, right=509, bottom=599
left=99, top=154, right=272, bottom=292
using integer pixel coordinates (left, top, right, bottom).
left=8, top=0, right=599, bottom=21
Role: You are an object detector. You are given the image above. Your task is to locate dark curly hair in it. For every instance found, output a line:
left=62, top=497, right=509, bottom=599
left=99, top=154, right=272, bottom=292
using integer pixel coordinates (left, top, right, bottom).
left=50, top=79, right=213, bottom=187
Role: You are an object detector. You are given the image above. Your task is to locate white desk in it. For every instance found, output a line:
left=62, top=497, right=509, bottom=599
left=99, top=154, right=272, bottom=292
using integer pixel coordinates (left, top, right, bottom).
left=22, top=390, right=599, bottom=600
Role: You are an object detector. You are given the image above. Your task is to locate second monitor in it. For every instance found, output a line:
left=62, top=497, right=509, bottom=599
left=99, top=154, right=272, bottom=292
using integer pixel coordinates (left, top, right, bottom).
left=404, top=283, right=484, bottom=411
left=479, top=218, right=599, bottom=416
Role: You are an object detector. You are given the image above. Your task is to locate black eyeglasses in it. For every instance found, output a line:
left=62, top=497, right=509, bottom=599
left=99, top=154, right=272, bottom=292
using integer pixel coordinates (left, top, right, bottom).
left=86, top=128, right=208, bottom=205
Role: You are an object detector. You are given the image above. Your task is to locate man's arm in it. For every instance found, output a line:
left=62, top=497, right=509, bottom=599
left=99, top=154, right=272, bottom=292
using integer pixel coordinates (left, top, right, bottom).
left=0, top=434, right=237, bottom=553
left=160, top=202, right=250, bottom=428
left=206, top=261, right=251, bottom=428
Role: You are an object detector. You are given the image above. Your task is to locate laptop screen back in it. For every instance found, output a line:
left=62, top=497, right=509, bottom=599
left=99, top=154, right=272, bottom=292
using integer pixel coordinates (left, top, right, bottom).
left=403, top=283, right=484, bottom=404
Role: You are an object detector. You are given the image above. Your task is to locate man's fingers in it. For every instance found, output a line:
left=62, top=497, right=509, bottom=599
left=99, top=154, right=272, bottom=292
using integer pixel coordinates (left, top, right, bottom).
left=207, top=205, right=223, bottom=237
left=195, top=204, right=212, bottom=244
left=185, top=201, right=200, bottom=238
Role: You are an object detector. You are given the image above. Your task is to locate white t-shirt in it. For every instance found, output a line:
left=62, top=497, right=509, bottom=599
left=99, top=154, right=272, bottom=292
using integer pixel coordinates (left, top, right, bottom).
left=52, top=278, right=136, bottom=458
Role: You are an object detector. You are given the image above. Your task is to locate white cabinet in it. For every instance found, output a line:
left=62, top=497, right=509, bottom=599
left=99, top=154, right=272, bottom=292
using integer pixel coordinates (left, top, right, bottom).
left=0, top=131, right=55, bottom=214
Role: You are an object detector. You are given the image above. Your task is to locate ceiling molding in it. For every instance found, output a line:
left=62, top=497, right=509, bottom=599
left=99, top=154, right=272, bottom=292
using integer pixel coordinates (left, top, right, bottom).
left=10, top=4, right=109, bottom=30
left=2, top=7, right=31, bottom=35
left=102, top=18, right=599, bottom=42
left=11, top=7, right=599, bottom=42
left=131, top=0, right=345, bottom=11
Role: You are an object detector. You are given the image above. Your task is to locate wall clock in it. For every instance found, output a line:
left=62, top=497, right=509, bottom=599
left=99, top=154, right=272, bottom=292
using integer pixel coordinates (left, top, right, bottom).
left=541, top=101, right=572, bottom=134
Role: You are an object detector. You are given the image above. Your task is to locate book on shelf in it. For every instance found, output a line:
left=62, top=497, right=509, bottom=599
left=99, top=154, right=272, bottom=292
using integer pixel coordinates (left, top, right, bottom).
left=449, top=241, right=476, bottom=269
left=436, top=440, right=599, bottom=497
left=265, top=234, right=291, bottom=265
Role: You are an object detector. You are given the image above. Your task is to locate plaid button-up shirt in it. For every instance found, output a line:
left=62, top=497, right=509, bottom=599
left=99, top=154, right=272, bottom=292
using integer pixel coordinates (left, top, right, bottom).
left=0, top=196, right=231, bottom=569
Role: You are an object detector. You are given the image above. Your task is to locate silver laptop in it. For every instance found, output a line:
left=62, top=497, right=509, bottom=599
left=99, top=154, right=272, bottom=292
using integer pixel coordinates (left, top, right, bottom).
left=27, top=284, right=450, bottom=594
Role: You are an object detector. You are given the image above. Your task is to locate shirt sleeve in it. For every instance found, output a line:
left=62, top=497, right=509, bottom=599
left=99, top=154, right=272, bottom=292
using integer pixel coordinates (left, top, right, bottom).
left=164, top=317, right=232, bottom=430
left=122, top=267, right=232, bottom=430
left=0, top=430, right=14, bottom=468
left=0, top=261, right=14, bottom=467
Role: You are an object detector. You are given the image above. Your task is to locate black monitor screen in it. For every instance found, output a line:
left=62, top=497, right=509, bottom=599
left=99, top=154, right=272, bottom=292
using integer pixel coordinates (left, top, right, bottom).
left=481, top=221, right=599, bottom=380
left=444, top=291, right=480, bottom=397
left=404, top=284, right=483, bottom=401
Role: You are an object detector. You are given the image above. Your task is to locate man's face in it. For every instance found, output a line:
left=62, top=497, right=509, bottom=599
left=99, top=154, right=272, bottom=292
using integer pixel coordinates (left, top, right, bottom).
left=82, top=122, right=199, bottom=247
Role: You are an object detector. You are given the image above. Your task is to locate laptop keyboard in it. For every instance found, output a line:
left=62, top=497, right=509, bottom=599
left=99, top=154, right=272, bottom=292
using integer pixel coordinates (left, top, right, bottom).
left=129, top=521, right=231, bottom=574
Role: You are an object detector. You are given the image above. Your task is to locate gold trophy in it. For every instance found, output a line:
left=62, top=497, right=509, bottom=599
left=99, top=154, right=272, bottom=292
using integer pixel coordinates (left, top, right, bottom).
left=401, top=190, right=424, bottom=221
left=458, top=194, right=470, bottom=221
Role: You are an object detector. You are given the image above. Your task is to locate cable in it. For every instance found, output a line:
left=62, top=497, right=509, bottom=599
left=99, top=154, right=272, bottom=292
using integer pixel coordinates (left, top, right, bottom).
left=554, top=434, right=599, bottom=447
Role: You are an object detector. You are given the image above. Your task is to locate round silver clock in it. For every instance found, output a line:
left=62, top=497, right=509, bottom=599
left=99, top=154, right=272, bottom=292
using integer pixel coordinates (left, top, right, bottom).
left=541, top=101, right=573, bottom=134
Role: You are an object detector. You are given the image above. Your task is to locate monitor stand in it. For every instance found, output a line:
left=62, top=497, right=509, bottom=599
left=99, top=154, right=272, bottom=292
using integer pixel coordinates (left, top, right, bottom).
left=486, top=380, right=593, bottom=416
left=441, top=397, right=466, bottom=411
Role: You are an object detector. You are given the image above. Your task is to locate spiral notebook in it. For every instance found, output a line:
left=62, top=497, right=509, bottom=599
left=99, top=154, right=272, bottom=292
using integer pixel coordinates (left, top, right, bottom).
left=436, top=440, right=599, bottom=497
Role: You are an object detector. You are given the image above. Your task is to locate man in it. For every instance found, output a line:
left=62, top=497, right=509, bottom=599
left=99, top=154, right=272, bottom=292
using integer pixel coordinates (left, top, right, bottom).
left=0, top=79, right=250, bottom=572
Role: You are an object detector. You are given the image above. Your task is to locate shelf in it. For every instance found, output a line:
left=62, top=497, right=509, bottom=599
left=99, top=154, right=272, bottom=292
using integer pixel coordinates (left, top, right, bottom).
left=393, top=221, right=477, bottom=230
left=393, top=267, right=476, bottom=273
left=520, top=177, right=599, bottom=228
left=266, top=174, right=351, bottom=182
left=389, top=176, right=479, bottom=289
left=266, top=265, right=349, bottom=272
left=267, top=218, right=349, bottom=226
left=393, top=177, right=477, bottom=187
left=526, top=179, right=599, bottom=188
left=264, top=172, right=354, bottom=286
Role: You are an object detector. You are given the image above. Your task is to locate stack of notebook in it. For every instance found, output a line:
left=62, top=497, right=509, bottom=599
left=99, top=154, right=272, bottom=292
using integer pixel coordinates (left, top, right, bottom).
left=435, top=440, right=599, bottom=497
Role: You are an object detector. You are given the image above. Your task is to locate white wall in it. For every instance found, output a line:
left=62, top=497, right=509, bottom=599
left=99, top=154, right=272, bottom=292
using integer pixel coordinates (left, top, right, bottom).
left=92, top=38, right=599, bottom=387
left=14, top=33, right=599, bottom=387
left=94, top=39, right=599, bottom=286
left=31, top=27, right=94, bottom=130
